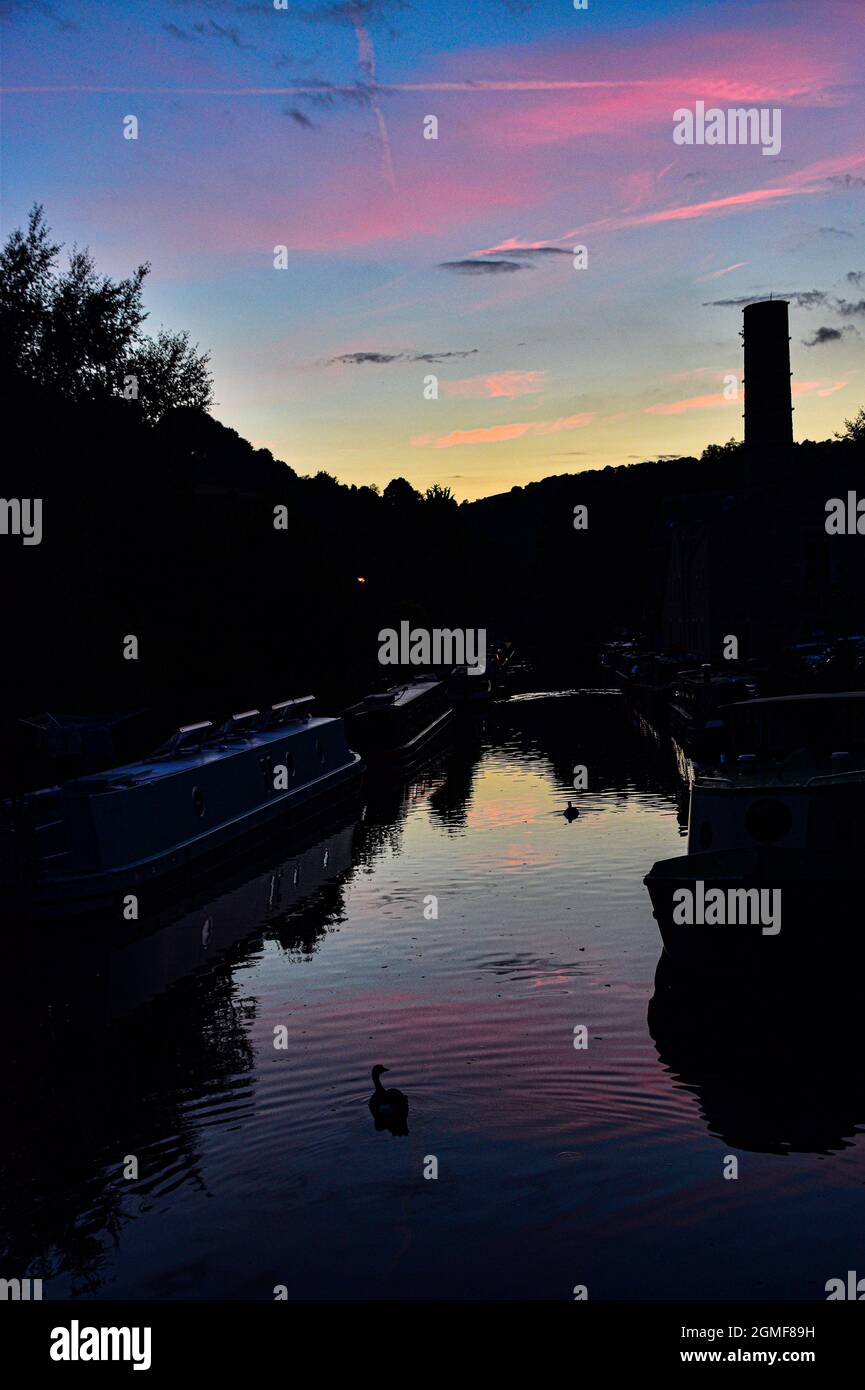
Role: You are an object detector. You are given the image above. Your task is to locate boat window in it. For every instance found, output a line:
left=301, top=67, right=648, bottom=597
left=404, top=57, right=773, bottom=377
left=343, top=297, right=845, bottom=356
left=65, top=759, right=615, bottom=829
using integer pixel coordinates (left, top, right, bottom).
left=283, top=751, right=296, bottom=778
left=315, top=738, right=326, bottom=765
left=192, top=785, right=205, bottom=817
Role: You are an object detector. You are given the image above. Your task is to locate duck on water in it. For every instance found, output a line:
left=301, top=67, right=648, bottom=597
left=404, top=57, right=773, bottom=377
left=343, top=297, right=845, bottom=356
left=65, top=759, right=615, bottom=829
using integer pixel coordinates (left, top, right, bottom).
left=368, top=1065, right=409, bottom=1136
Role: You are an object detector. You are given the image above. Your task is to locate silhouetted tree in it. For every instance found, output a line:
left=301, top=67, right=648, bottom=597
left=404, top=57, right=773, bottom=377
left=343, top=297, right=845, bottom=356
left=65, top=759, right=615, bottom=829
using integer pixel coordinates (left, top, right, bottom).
left=383, top=477, right=421, bottom=507
left=41, top=245, right=148, bottom=400
left=701, top=437, right=743, bottom=463
left=0, top=204, right=60, bottom=381
left=126, top=329, right=212, bottom=422
left=423, top=483, right=457, bottom=511
left=0, top=204, right=211, bottom=420
left=836, top=408, right=865, bottom=446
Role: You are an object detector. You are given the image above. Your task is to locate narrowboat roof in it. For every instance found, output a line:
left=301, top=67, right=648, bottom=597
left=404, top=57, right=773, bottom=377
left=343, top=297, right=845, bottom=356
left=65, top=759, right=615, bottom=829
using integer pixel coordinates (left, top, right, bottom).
left=724, top=691, right=865, bottom=710
left=64, top=715, right=339, bottom=793
left=696, top=747, right=865, bottom=788
left=21, top=710, right=143, bottom=730
left=349, top=677, right=443, bottom=712
left=676, top=670, right=753, bottom=686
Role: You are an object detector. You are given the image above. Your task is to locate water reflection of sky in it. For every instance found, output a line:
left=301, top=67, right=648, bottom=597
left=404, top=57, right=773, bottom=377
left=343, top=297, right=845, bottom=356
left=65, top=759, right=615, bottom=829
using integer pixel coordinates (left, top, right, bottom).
left=2, top=694, right=863, bottom=1301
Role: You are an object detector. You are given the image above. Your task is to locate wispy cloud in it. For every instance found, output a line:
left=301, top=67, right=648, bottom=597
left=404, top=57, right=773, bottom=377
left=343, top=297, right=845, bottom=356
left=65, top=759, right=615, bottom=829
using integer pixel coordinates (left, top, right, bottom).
left=697, top=262, right=747, bottom=283
left=504, top=245, right=573, bottom=257
left=412, top=349, right=481, bottom=364
left=346, top=4, right=395, bottom=187
left=328, top=348, right=479, bottom=365
left=647, top=375, right=851, bottom=410
left=803, top=326, right=844, bottom=346
left=443, top=370, right=547, bottom=399
left=793, top=380, right=849, bottom=398
left=412, top=412, right=594, bottom=448
left=482, top=148, right=865, bottom=259
left=284, top=107, right=317, bottom=129
left=162, top=18, right=253, bottom=48
left=703, top=290, right=829, bottom=309
left=814, top=380, right=849, bottom=396
left=827, top=173, right=865, bottom=189
left=439, top=259, right=530, bottom=275
left=646, top=392, right=733, bottom=416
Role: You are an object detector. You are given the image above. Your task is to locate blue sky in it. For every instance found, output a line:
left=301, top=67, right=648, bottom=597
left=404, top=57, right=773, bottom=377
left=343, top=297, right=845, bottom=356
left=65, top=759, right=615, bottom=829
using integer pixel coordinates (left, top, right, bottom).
left=2, top=0, right=863, bottom=496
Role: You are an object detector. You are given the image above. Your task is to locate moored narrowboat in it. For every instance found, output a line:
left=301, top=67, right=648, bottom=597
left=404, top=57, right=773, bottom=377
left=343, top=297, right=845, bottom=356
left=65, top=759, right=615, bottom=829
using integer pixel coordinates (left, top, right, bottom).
left=0, top=697, right=363, bottom=916
left=644, top=692, right=865, bottom=972
left=344, top=676, right=453, bottom=764
left=447, top=664, right=493, bottom=705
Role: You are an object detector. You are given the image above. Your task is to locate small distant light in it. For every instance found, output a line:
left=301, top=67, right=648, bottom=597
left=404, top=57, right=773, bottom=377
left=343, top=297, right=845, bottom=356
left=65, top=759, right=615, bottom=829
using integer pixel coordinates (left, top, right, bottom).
left=357, top=576, right=366, bottom=585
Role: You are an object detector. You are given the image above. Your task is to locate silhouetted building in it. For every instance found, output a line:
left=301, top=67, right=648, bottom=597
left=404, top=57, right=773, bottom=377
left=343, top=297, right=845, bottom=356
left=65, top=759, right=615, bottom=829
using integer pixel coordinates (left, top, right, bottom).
left=656, top=301, right=865, bottom=665
left=743, top=299, right=793, bottom=449
left=659, top=474, right=851, bottom=663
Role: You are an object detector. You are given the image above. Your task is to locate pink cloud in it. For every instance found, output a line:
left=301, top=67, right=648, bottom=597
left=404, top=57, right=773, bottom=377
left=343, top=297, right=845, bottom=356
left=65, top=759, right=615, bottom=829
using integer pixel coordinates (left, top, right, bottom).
left=429, top=423, right=534, bottom=448
left=572, top=185, right=808, bottom=239
left=534, top=413, right=595, bottom=435
left=649, top=379, right=849, bottom=416
left=413, top=413, right=594, bottom=448
left=646, top=392, right=734, bottom=415
left=458, top=24, right=847, bottom=153
left=698, top=262, right=748, bottom=282
left=793, top=380, right=848, bottom=399
left=481, top=142, right=865, bottom=254
left=444, top=370, right=547, bottom=399
left=816, top=381, right=848, bottom=398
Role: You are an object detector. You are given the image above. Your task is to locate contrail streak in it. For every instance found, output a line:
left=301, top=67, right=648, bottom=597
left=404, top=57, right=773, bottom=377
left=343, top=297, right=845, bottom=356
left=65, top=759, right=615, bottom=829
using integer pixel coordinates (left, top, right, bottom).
left=348, top=3, right=395, bottom=188
left=1, top=79, right=668, bottom=95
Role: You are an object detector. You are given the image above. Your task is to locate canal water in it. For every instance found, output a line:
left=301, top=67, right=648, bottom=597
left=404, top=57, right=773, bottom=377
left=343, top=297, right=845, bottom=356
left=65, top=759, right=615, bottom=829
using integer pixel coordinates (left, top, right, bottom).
left=2, top=692, right=863, bottom=1301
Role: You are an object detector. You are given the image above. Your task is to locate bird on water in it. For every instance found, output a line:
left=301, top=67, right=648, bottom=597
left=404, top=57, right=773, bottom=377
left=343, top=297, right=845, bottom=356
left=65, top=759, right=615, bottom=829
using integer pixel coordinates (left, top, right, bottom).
left=563, top=801, right=580, bottom=821
left=368, top=1065, right=409, bottom=1136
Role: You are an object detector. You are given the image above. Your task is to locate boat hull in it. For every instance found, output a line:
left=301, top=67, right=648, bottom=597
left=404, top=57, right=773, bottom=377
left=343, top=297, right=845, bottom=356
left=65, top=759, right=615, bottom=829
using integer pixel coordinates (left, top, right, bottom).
left=644, top=846, right=865, bottom=974
left=2, top=738, right=364, bottom=919
left=365, top=706, right=454, bottom=767
left=345, top=678, right=454, bottom=766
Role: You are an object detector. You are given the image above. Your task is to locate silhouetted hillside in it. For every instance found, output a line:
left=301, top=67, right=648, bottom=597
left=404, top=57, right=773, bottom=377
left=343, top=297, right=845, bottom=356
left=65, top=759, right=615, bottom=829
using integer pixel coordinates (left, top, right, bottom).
left=2, top=208, right=862, bottom=787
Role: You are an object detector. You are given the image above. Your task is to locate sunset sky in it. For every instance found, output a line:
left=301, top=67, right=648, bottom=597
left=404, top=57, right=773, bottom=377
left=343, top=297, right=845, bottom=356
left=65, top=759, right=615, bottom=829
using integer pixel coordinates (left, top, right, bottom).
left=3, top=0, right=864, bottom=499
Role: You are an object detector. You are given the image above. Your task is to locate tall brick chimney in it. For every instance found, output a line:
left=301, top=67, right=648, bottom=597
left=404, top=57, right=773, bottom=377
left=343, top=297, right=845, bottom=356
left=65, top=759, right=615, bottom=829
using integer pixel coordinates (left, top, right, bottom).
left=742, top=299, right=794, bottom=449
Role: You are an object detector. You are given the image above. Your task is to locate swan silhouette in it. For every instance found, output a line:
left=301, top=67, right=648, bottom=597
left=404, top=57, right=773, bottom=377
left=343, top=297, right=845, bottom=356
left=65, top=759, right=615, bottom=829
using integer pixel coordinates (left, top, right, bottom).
left=368, top=1064, right=409, bottom=1136
left=563, top=801, right=580, bottom=822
